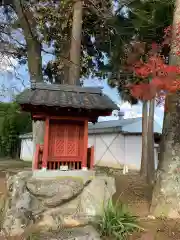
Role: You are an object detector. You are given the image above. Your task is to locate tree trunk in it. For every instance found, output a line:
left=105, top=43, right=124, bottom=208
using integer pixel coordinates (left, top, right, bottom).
left=13, top=0, right=43, bottom=82
left=150, top=93, right=180, bottom=217
left=151, top=0, right=180, bottom=218
left=13, top=0, right=44, bottom=166
left=32, top=120, right=45, bottom=153
left=147, top=98, right=155, bottom=185
left=68, top=0, right=83, bottom=85
left=32, top=123, right=44, bottom=165
left=140, top=101, right=148, bottom=179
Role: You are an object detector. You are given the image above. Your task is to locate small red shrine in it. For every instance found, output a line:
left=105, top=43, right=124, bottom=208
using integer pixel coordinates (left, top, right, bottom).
left=17, top=83, right=118, bottom=170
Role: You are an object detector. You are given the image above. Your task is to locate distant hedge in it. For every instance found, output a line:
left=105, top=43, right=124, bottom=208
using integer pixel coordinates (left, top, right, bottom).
left=0, top=102, right=32, bottom=158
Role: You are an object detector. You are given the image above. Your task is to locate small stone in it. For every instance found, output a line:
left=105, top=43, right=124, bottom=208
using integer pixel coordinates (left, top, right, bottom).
left=147, top=215, right=156, bottom=220
left=63, top=217, right=82, bottom=227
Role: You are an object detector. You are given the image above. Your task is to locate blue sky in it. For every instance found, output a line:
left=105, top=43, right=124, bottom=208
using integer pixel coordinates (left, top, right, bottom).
left=83, top=77, right=164, bottom=125
left=0, top=51, right=164, bottom=126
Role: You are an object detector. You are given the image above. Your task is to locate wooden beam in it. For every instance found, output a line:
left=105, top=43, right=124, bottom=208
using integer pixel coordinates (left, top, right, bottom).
left=42, top=117, right=49, bottom=169
left=32, top=114, right=88, bottom=121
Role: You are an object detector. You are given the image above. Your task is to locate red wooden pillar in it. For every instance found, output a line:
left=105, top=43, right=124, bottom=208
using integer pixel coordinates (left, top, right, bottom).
left=42, top=117, right=49, bottom=169
left=33, top=144, right=40, bottom=170
left=82, top=120, right=88, bottom=169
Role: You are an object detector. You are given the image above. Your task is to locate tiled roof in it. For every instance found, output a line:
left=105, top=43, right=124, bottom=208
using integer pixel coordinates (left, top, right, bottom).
left=17, top=83, right=118, bottom=111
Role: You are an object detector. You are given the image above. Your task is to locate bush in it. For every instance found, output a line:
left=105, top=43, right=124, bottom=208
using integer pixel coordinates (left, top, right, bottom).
left=97, top=200, right=143, bottom=239
left=0, top=102, right=32, bottom=158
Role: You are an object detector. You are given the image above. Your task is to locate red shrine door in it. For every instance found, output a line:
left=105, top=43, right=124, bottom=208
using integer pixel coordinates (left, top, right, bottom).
left=48, top=120, right=83, bottom=164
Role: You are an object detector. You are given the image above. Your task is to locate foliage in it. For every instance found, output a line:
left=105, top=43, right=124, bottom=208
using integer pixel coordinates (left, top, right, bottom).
left=0, top=0, right=118, bottom=83
left=97, top=200, right=142, bottom=239
left=0, top=102, right=32, bottom=158
left=0, top=0, right=157, bottom=86
left=124, top=24, right=180, bottom=106
left=0, top=0, right=175, bottom=100
left=33, top=0, right=138, bottom=83
left=34, top=0, right=128, bottom=81
left=1, top=0, right=174, bottom=88
left=106, top=0, right=174, bottom=103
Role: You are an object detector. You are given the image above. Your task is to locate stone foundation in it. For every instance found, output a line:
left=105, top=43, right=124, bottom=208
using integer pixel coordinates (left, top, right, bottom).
left=1, top=171, right=116, bottom=237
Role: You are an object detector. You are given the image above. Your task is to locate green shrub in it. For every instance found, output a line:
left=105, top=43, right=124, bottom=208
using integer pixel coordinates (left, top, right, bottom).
left=0, top=102, right=32, bottom=158
left=26, top=233, right=40, bottom=240
left=98, top=200, right=143, bottom=239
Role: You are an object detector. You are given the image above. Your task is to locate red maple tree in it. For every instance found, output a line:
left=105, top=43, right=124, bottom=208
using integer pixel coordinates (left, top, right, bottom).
left=126, top=25, right=180, bottom=106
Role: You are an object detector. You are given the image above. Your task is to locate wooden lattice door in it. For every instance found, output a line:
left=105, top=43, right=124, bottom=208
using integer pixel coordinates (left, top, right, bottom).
left=48, top=121, right=83, bottom=161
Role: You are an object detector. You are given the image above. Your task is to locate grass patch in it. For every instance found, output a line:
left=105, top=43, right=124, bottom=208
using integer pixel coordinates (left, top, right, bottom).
left=26, top=232, right=41, bottom=240
left=97, top=200, right=143, bottom=240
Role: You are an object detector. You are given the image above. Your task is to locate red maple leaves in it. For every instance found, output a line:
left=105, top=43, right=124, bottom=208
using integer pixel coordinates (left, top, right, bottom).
left=126, top=24, right=180, bottom=102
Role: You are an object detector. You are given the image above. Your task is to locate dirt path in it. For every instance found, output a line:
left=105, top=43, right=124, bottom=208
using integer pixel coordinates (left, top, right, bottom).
left=113, top=172, right=152, bottom=217
left=113, top=172, right=180, bottom=239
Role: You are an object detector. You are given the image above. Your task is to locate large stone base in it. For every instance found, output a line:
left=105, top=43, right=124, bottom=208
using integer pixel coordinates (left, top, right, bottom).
left=2, top=171, right=116, bottom=237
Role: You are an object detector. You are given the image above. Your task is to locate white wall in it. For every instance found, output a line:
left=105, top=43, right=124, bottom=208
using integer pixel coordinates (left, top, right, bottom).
left=124, top=135, right=158, bottom=170
left=20, top=133, right=159, bottom=170
left=88, top=133, right=124, bottom=168
left=89, top=133, right=143, bottom=169
left=20, top=139, right=33, bottom=162
left=89, top=133, right=159, bottom=170
left=154, top=146, right=159, bottom=169
left=124, top=135, right=142, bottom=169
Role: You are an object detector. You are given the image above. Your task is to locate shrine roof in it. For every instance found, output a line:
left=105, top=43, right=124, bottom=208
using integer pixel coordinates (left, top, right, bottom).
left=17, top=83, right=118, bottom=111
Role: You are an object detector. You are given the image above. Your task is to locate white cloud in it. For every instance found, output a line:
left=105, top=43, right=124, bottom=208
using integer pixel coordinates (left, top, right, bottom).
left=119, top=101, right=164, bottom=126
left=84, top=77, right=164, bottom=125
left=98, top=114, right=119, bottom=122
left=119, top=102, right=141, bottom=119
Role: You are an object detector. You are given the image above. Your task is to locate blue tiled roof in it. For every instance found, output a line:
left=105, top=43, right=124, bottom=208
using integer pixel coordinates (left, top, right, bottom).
left=19, top=117, right=162, bottom=139
left=89, top=117, right=162, bottom=134
left=88, top=117, right=141, bottom=130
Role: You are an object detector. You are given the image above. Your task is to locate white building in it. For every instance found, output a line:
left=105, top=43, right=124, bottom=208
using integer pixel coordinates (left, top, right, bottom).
left=19, top=117, right=162, bottom=170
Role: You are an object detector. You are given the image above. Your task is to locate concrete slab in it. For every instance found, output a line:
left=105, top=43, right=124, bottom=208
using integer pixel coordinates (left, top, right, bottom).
left=32, top=170, right=95, bottom=183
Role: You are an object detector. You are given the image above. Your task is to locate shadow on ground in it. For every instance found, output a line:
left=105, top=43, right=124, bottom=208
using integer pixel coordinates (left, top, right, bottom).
left=113, top=172, right=180, bottom=239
